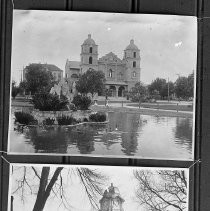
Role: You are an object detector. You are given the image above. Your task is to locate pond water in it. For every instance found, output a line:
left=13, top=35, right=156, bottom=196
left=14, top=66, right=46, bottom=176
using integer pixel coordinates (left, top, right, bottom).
left=9, top=108, right=193, bottom=160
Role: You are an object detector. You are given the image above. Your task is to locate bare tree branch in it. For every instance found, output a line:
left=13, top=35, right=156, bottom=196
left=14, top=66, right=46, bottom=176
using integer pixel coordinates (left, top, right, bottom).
left=32, top=167, right=41, bottom=180
left=12, top=166, right=108, bottom=211
left=134, top=170, right=187, bottom=211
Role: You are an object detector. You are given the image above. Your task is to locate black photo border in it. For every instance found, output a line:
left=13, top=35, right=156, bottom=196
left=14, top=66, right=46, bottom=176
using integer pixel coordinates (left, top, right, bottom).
left=0, top=0, right=205, bottom=210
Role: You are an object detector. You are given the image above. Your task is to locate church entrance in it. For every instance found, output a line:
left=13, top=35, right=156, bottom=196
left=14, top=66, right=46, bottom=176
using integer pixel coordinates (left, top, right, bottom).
left=118, top=86, right=125, bottom=97
left=109, top=86, right=116, bottom=97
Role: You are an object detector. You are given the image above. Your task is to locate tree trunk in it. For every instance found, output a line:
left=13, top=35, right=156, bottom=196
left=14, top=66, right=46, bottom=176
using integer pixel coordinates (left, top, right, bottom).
left=42, top=167, right=63, bottom=206
left=32, top=167, right=63, bottom=211
left=32, top=167, right=50, bottom=211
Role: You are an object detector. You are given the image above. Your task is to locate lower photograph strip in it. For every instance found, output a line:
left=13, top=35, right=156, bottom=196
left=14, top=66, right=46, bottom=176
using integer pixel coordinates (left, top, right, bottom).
left=8, top=164, right=189, bottom=211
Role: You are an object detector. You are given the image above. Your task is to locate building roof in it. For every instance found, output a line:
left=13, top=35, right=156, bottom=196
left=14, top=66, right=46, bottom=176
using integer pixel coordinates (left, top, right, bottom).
left=25, top=63, right=63, bottom=72
left=67, top=61, right=80, bottom=69
left=82, top=34, right=96, bottom=45
left=43, top=64, right=63, bottom=72
left=99, top=52, right=123, bottom=64
left=125, top=39, right=139, bottom=50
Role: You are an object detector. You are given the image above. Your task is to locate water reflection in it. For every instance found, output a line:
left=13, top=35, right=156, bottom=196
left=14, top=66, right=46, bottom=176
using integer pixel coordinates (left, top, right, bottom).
left=9, top=110, right=193, bottom=159
left=25, top=127, right=68, bottom=153
left=174, top=118, right=193, bottom=154
left=108, top=112, right=147, bottom=156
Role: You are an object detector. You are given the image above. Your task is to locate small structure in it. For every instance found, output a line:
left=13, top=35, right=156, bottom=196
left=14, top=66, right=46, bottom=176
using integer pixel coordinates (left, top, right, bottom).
left=99, top=183, right=125, bottom=211
left=50, top=79, right=73, bottom=101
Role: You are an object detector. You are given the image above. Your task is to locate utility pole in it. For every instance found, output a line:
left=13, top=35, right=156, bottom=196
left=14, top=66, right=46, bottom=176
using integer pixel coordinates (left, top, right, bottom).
left=19, top=69, right=23, bottom=82
left=11, top=196, right=14, bottom=211
left=167, top=77, right=170, bottom=102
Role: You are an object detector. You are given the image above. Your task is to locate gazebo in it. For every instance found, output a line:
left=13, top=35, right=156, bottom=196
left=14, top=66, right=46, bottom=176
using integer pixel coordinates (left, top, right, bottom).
left=99, top=183, right=125, bottom=211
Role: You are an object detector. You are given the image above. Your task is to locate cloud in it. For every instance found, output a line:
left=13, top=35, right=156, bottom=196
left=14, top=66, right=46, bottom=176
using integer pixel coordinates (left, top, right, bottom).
left=174, top=41, right=183, bottom=47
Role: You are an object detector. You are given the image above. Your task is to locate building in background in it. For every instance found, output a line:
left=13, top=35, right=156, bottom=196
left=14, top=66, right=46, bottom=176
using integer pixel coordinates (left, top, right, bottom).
left=23, top=63, right=63, bottom=82
left=65, top=34, right=141, bottom=98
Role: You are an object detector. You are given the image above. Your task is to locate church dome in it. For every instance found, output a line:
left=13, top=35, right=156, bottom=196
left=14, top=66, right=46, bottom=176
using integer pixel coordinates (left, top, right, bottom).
left=125, top=39, right=139, bottom=50
left=108, top=185, right=120, bottom=195
left=83, top=34, right=96, bottom=45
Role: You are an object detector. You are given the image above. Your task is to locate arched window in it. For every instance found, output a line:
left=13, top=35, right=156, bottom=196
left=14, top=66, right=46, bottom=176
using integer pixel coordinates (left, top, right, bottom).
left=89, top=47, right=92, bottom=53
left=133, top=61, right=136, bottom=68
left=109, top=69, right=113, bottom=78
left=133, top=71, right=136, bottom=77
left=133, top=52, right=136, bottom=58
left=89, top=56, right=92, bottom=64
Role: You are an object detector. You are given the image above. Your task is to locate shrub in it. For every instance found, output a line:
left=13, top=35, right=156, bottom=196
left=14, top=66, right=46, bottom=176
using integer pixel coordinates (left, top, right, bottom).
left=57, top=116, right=77, bottom=125
left=89, top=112, right=107, bottom=122
left=77, top=118, right=82, bottom=123
left=32, top=92, right=69, bottom=111
left=69, top=103, right=77, bottom=111
left=72, top=95, right=92, bottom=110
left=14, top=111, right=37, bottom=125
left=83, top=118, right=89, bottom=122
left=43, top=118, right=55, bottom=125
left=12, top=86, right=19, bottom=99
left=130, top=96, right=149, bottom=103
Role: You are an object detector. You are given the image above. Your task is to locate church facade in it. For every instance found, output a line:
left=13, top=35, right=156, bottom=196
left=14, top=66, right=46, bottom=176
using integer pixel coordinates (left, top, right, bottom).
left=65, top=34, right=141, bottom=97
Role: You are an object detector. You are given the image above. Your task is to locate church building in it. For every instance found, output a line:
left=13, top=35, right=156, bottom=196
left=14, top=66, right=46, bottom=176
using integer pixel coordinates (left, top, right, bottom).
left=65, top=34, right=141, bottom=98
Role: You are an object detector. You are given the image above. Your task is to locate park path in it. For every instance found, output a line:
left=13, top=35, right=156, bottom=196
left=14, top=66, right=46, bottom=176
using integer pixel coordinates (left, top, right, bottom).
left=105, top=102, right=193, bottom=114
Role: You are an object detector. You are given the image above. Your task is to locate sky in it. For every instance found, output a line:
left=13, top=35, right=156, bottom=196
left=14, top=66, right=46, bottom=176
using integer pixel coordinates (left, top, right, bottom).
left=11, top=10, right=197, bottom=84
left=8, top=164, right=189, bottom=211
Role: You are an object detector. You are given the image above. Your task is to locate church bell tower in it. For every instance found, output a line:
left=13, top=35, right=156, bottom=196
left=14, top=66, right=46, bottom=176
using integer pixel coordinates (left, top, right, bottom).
left=80, top=34, right=98, bottom=73
left=124, top=39, right=141, bottom=90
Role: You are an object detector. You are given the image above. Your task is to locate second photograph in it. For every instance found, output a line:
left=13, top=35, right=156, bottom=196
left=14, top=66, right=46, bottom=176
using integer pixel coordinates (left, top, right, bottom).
left=8, top=10, right=197, bottom=160
left=8, top=164, right=189, bottom=211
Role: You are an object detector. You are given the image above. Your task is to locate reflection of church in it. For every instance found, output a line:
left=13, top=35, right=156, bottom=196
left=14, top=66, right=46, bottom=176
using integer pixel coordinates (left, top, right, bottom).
left=99, top=183, right=125, bottom=211
left=65, top=34, right=141, bottom=97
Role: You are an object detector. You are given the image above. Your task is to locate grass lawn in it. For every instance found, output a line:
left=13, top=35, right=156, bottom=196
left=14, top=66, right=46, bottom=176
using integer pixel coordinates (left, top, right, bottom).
left=11, top=98, right=33, bottom=107
left=92, top=105, right=193, bottom=118
left=126, top=102, right=193, bottom=112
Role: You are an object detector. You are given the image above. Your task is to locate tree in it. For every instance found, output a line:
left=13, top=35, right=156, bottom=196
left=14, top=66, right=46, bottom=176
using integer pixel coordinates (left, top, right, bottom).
left=12, top=166, right=108, bottom=211
left=161, top=81, right=175, bottom=99
left=76, top=69, right=106, bottom=98
left=32, top=167, right=63, bottom=211
left=18, top=81, right=28, bottom=95
left=187, top=72, right=194, bottom=98
left=129, top=82, right=148, bottom=102
left=11, top=81, right=19, bottom=99
left=32, top=92, right=69, bottom=111
left=175, top=72, right=194, bottom=100
left=174, top=76, right=189, bottom=99
left=134, top=170, right=187, bottom=211
left=72, top=94, right=92, bottom=110
left=148, top=78, right=167, bottom=99
left=24, top=64, right=54, bottom=95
